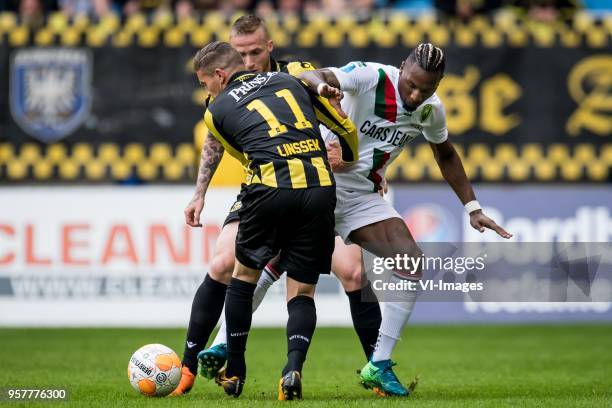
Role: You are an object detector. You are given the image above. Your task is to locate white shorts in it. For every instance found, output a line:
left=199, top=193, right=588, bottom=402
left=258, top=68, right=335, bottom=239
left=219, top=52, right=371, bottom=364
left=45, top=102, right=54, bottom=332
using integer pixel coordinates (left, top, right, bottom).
left=334, top=188, right=402, bottom=244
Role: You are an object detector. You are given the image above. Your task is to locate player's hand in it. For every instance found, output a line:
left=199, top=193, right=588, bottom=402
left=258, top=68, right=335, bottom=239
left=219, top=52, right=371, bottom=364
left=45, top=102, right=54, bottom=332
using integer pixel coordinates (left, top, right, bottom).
left=318, top=84, right=347, bottom=119
left=469, top=210, right=512, bottom=239
left=377, top=178, right=388, bottom=197
left=326, top=140, right=350, bottom=172
left=184, top=196, right=205, bottom=227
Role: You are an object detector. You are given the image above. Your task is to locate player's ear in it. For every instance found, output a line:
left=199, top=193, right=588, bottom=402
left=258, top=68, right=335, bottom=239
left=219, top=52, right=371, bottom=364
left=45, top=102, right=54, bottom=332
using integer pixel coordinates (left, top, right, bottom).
left=267, top=39, right=274, bottom=53
left=214, top=68, right=225, bottom=84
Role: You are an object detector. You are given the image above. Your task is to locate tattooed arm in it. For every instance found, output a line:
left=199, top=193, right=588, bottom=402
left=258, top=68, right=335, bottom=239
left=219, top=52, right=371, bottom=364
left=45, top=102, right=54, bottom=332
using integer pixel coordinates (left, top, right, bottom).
left=184, top=132, right=225, bottom=227
left=193, top=132, right=224, bottom=199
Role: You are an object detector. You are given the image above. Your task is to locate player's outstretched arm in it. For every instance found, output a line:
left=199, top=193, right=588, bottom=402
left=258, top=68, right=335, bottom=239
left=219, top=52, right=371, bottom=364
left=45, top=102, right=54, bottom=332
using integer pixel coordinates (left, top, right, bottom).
left=299, top=69, right=342, bottom=92
left=184, top=132, right=225, bottom=228
left=429, top=140, right=512, bottom=239
left=299, top=69, right=345, bottom=117
left=300, top=69, right=359, bottom=164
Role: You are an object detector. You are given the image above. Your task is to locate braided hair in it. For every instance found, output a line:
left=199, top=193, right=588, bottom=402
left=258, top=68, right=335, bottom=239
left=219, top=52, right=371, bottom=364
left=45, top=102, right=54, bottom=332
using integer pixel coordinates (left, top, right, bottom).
left=409, top=43, right=445, bottom=75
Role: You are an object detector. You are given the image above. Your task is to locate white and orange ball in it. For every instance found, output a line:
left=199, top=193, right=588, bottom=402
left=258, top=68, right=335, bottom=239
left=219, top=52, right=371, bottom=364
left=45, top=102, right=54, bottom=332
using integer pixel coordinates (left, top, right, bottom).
left=127, top=344, right=182, bottom=397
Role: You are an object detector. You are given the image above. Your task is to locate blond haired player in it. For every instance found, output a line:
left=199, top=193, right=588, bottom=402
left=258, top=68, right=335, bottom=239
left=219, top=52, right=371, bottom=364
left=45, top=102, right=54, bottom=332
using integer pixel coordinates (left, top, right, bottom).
left=172, top=15, right=376, bottom=397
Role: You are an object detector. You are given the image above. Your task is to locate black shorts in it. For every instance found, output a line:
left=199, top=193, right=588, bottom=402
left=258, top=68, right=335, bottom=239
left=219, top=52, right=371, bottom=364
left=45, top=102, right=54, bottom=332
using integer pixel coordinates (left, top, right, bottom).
left=235, top=184, right=336, bottom=285
left=223, top=184, right=247, bottom=227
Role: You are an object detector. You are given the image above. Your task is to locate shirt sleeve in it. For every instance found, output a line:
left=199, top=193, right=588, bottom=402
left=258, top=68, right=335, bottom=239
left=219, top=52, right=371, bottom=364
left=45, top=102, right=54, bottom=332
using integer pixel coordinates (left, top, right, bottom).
left=309, top=94, right=359, bottom=163
left=327, top=62, right=379, bottom=96
left=203, top=108, right=247, bottom=166
left=287, top=60, right=359, bottom=161
left=422, top=99, right=448, bottom=144
left=286, top=61, right=317, bottom=76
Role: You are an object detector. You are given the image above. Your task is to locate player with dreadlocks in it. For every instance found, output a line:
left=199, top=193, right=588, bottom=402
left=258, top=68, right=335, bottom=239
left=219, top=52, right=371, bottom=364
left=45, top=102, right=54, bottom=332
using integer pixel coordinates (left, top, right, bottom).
left=196, top=43, right=512, bottom=397
left=296, top=43, right=513, bottom=396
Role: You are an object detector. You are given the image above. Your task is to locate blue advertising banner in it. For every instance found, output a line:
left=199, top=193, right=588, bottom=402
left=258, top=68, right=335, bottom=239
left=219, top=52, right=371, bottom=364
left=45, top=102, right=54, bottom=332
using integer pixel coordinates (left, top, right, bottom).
left=394, top=185, right=611, bottom=243
left=390, top=184, right=612, bottom=322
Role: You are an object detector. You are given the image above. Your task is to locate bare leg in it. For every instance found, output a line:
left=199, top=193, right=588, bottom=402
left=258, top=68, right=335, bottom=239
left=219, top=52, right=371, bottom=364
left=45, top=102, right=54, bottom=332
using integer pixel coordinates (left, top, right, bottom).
left=349, top=218, right=420, bottom=362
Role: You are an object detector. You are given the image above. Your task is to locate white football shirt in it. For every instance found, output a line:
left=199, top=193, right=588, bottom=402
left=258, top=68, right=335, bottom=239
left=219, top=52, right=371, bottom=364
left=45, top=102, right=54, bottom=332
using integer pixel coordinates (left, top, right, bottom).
left=323, top=61, right=448, bottom=192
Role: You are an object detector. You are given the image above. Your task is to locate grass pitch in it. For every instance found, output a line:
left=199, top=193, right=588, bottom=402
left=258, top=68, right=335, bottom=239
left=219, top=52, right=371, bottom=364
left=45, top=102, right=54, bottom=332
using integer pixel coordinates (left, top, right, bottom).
left=1, top=325, right=611, bottom=407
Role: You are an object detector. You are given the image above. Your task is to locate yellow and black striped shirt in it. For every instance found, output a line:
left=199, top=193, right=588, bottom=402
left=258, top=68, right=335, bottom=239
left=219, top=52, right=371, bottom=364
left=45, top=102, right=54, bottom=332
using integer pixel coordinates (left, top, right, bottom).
left=205, top=70, right=356, bottom=189
left=275, top=59, right=358, bottom=163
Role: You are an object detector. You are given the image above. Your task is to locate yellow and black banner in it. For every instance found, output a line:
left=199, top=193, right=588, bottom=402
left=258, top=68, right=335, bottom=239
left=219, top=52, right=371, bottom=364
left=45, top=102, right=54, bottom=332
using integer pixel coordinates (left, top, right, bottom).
left=0, top=13, right=610, bottom=183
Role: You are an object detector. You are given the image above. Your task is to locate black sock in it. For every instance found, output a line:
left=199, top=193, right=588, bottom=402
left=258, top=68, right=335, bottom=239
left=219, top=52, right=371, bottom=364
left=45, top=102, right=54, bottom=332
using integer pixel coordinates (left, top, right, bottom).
left=225, top=278, right=256, bottom=379
left=282, top=295, right=317, bottom=376
left=182, top=275, right=228, bottom=375
left=346, top=281, right=381, bottom=360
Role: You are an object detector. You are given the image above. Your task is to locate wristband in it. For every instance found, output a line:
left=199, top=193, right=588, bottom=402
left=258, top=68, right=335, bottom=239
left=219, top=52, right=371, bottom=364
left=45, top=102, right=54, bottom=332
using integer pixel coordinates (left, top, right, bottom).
left=316, top=83, right=326, bottom=95
left=464, top=200, right=482, bottom=214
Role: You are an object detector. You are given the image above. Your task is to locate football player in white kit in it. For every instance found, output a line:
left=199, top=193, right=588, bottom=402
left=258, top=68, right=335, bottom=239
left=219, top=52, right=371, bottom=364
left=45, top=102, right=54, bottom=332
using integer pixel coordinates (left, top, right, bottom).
left=297, top=43, right=512, bottom=397
left=202, top=43, right=512, bottom=397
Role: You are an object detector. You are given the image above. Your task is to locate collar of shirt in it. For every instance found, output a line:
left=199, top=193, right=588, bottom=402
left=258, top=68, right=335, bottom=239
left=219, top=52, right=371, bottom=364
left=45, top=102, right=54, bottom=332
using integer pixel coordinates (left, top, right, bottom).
left=228, top=70, right=256, bottom=84
left=270, top=57, right=280, bottom=72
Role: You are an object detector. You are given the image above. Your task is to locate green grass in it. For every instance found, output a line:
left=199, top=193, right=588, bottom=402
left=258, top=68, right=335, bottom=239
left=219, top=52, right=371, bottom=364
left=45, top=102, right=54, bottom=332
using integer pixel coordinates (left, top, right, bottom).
left=1, top=325, right=611, bottom=407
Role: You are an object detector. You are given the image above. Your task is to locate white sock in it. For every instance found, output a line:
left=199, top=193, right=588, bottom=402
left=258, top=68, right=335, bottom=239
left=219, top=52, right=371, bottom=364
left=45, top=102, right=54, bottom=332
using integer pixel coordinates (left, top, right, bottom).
left=210, top=267, right=279, bottom=347
left=252, top=267, right=278, bottom=311
left=371, top=275, right=418, bottom=362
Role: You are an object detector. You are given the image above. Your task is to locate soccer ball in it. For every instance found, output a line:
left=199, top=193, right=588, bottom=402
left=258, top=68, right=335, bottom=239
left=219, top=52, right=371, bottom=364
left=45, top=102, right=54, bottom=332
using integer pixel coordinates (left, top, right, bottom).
left=127, top=344, right=182, bottom=397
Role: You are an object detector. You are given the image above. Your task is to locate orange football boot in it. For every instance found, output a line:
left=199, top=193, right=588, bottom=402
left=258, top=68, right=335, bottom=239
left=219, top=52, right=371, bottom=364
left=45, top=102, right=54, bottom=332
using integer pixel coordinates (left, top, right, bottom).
left=170, top=365, right=195, bottom=396
left=278, top=370, right=302, bottom=401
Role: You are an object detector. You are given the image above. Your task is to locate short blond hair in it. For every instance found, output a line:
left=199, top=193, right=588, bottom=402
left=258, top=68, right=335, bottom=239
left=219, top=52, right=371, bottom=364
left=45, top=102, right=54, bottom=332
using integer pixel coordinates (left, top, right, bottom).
left=230, top=14, right=269, bottom=39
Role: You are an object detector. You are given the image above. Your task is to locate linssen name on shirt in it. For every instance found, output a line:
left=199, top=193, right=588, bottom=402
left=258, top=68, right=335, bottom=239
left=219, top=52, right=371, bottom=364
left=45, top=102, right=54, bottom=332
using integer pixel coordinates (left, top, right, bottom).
left=277, top=138, right=322, bottom=157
